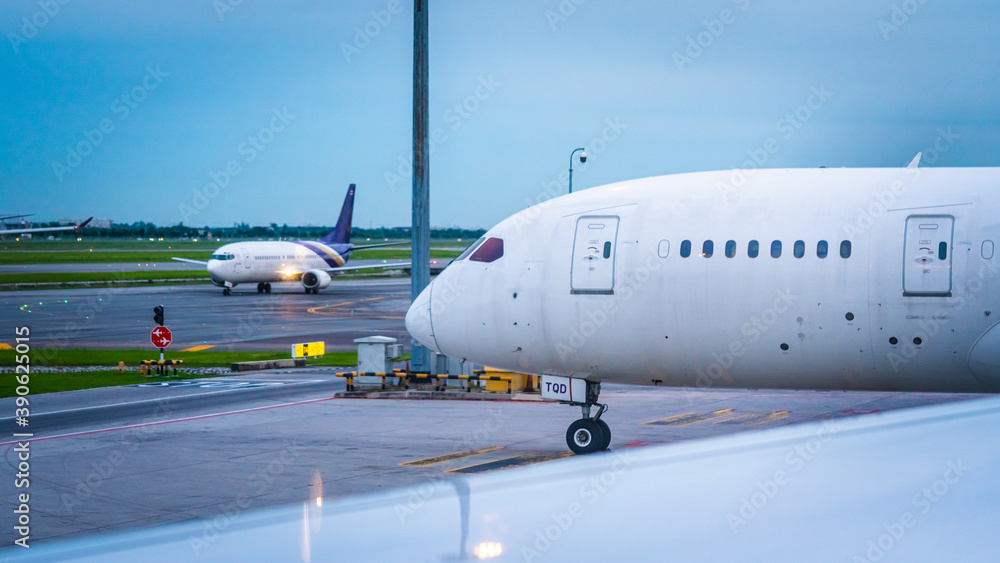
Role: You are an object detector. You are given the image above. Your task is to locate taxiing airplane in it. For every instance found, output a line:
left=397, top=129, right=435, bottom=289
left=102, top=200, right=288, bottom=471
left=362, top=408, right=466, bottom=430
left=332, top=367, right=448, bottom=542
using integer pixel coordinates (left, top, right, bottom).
left=174, top=184, right=408, bottom=295
left=0, top=214, right=92, bottom=235
left=407, top=158, right=1000, bottom=453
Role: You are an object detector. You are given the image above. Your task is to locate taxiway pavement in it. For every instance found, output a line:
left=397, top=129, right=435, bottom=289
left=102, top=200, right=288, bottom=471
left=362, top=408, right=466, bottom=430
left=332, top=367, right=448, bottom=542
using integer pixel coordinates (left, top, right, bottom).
left=0, top=369, right=989, bottom=547
left=2, top=278, right=411, bottom=350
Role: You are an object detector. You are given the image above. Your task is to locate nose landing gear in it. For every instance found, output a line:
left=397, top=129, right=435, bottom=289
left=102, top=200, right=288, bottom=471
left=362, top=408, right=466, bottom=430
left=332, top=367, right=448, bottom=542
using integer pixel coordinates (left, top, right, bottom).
left=564, top=381, right=611, bottom=455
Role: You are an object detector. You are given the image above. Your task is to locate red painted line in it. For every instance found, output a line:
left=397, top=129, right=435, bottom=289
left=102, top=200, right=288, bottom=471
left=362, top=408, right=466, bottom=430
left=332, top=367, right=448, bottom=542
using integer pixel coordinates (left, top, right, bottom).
left=0, top=396, right=339, bottom=446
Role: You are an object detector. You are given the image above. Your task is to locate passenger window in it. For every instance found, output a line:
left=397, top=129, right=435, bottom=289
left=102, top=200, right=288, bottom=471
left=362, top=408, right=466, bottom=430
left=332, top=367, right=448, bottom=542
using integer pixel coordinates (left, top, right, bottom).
left=680, top=240, right=691, bottom=258
left=817, top=240, right=828, bottom=259
left=702, top=240, right=713, bottom=258
left=771, top=241, right=782, bottom=258
left=840, top=240, right=852, bottom=259
left=748, top=240, right=759, bottom=258
left=938, top=242, right=948, bottom=260
left=657, top=240, right=670, bottom=258
left=470, top=237, right=504, bottom=263
left=603, top=241, right=612, bottom=259
left=794, top=240, right=805, bottom=259
left=725, top=240, right=736, bottom=258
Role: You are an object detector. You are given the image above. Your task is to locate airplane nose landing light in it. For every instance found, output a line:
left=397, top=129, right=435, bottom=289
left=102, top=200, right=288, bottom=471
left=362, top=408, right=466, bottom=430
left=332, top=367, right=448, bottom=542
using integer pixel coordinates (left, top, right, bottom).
left=405, top=283, right=440, bottom=353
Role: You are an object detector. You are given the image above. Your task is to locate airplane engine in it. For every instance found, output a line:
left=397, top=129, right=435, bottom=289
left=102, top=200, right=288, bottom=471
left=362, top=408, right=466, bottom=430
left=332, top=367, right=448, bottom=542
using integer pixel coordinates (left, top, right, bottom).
left=301, top=269, right=331, bottom=293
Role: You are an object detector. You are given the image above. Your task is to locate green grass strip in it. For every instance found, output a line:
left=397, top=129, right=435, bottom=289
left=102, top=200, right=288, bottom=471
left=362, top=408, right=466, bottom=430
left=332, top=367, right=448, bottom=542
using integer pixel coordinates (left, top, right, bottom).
left=0, top=251, right=211, bottom=265
left=0, top=270, right=209, bottom=284
left=0, top=370, right=235, bottom=398
left=0, top=249, right=461, bottom=264
left=351, top=249, right=460, bottom=260
left=0, top=348, right=358, bottom=368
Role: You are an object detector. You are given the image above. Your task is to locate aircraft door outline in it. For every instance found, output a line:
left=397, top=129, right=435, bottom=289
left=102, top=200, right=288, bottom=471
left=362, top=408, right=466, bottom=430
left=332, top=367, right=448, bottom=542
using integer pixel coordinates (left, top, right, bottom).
left=570, top=215, right=620, bottom=295
left=240, top=246, right=252, bottom=270
left=902, top=215, right=954, bottom=296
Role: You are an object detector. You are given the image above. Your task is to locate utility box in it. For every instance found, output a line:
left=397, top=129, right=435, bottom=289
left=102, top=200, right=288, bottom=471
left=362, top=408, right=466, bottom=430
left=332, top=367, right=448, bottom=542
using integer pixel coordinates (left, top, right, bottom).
left=355, top=336, right=397, bottom=387
left=484, top=367, right=529, bottom=393
left=386, top=344, right=404, bottom=360
left=437, top=355, right=477, bottom=387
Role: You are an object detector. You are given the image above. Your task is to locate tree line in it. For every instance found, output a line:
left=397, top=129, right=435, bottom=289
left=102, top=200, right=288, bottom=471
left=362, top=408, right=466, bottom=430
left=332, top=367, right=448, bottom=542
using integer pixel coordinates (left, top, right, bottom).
left=33, top=221, right=486, bottom=240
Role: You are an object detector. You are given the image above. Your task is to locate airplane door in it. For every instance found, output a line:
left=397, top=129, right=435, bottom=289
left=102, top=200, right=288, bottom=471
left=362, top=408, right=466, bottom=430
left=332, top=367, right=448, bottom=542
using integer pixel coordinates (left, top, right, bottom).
left=571, top=215, right=619, bottom=295
left=240, top=246, right=252, bottom=270
left=903, top=215, right=954, bottom=296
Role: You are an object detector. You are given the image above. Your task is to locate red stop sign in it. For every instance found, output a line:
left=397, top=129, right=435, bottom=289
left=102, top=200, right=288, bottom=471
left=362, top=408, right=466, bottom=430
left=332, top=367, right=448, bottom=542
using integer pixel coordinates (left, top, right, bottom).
left=151, top=326, right=172, bottom=348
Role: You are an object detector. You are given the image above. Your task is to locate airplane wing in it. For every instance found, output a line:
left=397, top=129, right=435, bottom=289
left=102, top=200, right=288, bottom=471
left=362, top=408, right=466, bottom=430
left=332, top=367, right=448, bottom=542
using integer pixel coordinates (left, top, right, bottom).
left=350, top=241, right=411, bottom=250
left=0, top=216, right=92, bottom=235
left=15, top=396, right=1000, bottom=561
left=171, top=257, right=209, bottom=266
left=324, top=262, right=410, bottom=273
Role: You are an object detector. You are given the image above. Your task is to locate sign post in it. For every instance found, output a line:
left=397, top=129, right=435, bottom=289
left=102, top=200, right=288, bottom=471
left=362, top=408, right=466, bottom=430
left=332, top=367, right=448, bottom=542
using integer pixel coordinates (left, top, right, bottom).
left=151, top=304, right=168, bottom=367
left=150, top=326, right=172, bottom=363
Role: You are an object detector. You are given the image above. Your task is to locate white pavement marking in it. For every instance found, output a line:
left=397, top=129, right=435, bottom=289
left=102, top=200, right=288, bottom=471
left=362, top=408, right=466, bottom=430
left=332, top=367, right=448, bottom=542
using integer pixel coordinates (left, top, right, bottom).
left=0, top=395, right=339, bottom=446
left=0, top=380, right=328, bottom=420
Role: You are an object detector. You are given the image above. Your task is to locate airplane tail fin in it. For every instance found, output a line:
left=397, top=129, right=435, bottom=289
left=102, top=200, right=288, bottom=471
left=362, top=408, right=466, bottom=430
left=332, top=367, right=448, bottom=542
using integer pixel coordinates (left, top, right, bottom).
left=320, top=184, right=355, bottom=245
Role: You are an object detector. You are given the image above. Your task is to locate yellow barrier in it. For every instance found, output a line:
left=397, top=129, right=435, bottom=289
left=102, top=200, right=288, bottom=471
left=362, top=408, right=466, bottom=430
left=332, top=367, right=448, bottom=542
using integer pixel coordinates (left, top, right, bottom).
left=141, top=359, right=185, bottom=377
left=336, top=370, right=529, bottom=394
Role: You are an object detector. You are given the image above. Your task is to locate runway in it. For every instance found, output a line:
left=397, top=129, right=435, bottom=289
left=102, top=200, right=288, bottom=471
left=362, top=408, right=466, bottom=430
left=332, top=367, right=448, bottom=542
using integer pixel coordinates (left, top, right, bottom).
left=2, top=278, right=411, bottom=351
left=0, top=371, right=988, bottom=547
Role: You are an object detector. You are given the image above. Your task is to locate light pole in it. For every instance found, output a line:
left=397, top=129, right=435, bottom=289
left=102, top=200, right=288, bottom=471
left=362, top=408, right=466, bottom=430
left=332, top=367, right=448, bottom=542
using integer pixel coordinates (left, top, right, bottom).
left=568, top=147, right=587, bottom=194
left=411, top=0, right=430, bottom=372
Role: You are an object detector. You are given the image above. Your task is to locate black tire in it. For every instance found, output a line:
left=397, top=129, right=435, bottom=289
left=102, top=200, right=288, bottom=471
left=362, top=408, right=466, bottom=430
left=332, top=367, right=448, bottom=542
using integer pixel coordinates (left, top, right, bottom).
left=223, top=288, right=231, bottom=296
left=566, top=419, right=605, bottom=455
left=256, top=284, right=263, bottom=293
left=596, top=419, right=611, bottom=451
left=264, top=283, right=271, bottom=293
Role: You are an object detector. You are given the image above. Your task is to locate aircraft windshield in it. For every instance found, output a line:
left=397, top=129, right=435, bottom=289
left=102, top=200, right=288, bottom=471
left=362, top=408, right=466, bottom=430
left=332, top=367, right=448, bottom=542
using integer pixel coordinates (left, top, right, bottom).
left=469, top=237, right=504, bottom=263
left=455, top=237, right=486, bottom=261
left=210, top=253, right=235, bottom=260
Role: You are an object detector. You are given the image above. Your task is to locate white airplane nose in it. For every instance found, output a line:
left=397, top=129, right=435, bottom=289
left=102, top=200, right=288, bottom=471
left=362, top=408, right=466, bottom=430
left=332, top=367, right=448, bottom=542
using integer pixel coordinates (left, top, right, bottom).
left=405, top=282, right=440, bottom=353
left=206, top=260, right=222, bottom=279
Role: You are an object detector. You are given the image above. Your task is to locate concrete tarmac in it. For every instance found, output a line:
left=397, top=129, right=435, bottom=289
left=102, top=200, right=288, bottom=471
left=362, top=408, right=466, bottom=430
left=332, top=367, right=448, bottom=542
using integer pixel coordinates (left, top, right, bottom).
left=0, top=371, right=989, bottom=548
left=2, top=278, right=411, bottom=351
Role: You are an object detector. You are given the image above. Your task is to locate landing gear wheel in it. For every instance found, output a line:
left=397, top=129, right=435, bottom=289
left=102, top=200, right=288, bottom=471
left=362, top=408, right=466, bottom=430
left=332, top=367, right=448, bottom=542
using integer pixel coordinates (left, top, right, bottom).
left=596, top=418, right=611, bottom=451
left=305, top=288, right=311, bottom=294
left=566, top=418, right=605, bottom=455
left=256, top=283, right=264, bottom=293
left=223, top=288, right=231, bottom=296
left=264, top=283, right=271, bottom=293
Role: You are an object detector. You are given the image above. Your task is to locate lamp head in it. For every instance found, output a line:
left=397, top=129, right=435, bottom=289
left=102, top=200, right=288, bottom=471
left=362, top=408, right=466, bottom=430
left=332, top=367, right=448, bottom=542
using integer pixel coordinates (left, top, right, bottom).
left=579, top=151, right=587, bottom=163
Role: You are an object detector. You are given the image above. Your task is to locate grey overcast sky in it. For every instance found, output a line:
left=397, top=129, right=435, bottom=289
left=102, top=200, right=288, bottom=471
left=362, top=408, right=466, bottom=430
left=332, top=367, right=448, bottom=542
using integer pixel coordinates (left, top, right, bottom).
left=2, top=0, right=998, bottom=229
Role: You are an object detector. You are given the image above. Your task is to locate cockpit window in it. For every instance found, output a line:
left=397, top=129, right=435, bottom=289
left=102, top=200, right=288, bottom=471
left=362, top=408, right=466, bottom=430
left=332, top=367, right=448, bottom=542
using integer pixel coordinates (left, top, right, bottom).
left=210, top=253, right=235, bottom=260
left=456, top=237, right=486, bottom=261
left=469, top=237, right=504, bottom=263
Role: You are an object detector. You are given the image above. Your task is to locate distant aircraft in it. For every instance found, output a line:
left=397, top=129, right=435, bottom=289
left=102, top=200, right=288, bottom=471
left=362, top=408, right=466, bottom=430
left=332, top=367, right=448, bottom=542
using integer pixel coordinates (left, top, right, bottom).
left=174, top=184, right=408, bottom=295
left=407, top=160, right=1000, bottom=453
left=0, top=214, right=92, bottom=235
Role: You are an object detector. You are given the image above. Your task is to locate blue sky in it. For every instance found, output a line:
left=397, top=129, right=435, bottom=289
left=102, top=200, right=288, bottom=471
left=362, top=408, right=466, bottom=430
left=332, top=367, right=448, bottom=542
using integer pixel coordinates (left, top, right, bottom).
left=2, top=0, right=998, bottom=229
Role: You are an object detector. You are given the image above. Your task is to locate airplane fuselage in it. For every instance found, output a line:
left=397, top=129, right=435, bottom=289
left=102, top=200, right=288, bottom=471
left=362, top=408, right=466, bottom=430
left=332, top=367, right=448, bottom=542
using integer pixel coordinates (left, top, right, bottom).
left=408, top=167, right=1000, bottom=393
left=207, top=240, right=350, bottom=285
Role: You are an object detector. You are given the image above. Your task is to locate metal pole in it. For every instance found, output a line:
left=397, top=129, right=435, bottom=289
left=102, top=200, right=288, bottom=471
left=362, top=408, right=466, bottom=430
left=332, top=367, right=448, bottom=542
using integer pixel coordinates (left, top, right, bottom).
left=411, top=0, right=431, bottom=372
left=568, top=147, right=585, bottom=193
